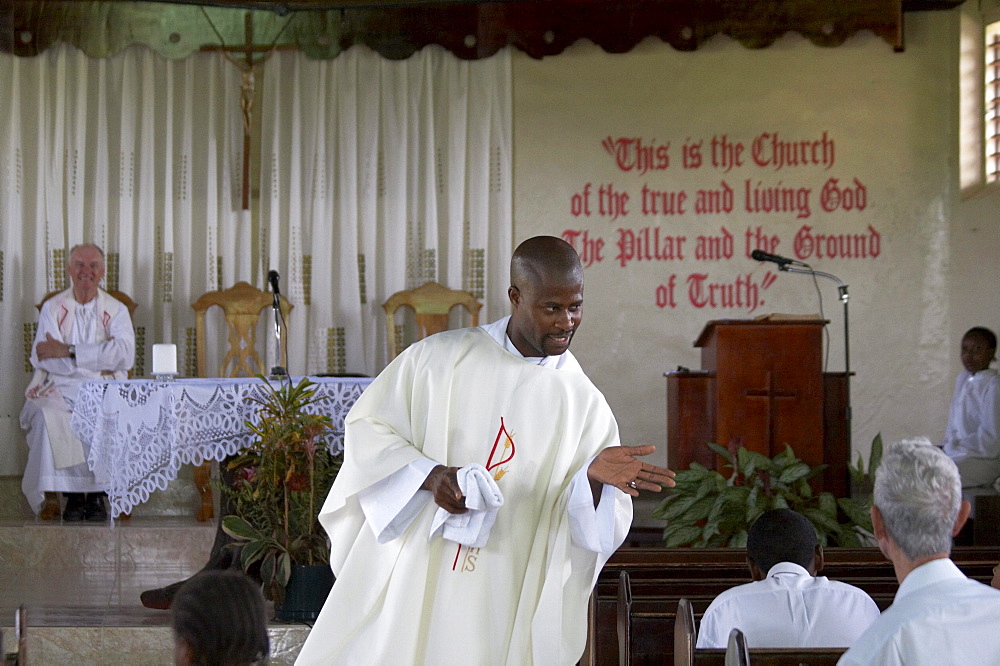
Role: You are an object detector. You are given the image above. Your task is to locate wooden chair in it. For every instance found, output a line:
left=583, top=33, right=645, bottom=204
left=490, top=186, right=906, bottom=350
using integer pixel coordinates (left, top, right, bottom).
left=36, top=289, right=139, bottom=521
left=191, top=281, right=293, bottom=521
left=382, top=281, right=482, bottom=359
left=193, top=281, right=293, bottom=379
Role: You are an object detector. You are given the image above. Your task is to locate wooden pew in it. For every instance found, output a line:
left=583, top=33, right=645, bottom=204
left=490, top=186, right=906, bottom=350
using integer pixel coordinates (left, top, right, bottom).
left=587, top=546, right=1000, bottom=666
left=720, top=627, right=845, bottom=666
left=663, top=593, right=850, bottom=666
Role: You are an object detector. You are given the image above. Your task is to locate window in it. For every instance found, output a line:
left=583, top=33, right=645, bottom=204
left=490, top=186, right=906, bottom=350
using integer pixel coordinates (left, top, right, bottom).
left=986, top=21, right=1000, bottom=184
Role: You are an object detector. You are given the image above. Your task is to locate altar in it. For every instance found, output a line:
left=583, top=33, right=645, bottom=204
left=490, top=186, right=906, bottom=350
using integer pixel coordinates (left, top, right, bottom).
left=70, top=376, right=372, bottom=520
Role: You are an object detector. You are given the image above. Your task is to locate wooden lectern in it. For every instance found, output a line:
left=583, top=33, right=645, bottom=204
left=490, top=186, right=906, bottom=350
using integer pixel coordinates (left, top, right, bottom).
left=666, top=318, right=849, bottom=496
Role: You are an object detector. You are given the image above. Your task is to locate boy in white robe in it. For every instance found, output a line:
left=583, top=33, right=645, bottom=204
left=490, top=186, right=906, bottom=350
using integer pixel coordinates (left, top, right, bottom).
left=296, top=236, right=674, bottom=665
left=938, top=326, right=1000, bottom=489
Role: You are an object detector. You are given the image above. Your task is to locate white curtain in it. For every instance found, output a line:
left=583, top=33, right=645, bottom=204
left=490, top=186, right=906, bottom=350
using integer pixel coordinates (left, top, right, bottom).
left=0, top=44, right=512, bottom=476
left=0, top=44, right=246, bottom=475
left=260, top=46, right=512, bottom=376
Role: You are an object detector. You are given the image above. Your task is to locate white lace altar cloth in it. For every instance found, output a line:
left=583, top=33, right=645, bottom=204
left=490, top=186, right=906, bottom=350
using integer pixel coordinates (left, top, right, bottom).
left=70, top=376, right=372, bottom=520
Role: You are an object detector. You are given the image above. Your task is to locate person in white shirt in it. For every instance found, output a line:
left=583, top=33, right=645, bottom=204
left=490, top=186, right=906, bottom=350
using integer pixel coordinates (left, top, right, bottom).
left=696, top=508, right=879, bottom=648
left=21, top=243, right=135, bottom=522
left=839, top=438, right=1000, bottom=666
left=295, top=236, right=675, bottom=665
left=938, top=326, right=1000, bottom=489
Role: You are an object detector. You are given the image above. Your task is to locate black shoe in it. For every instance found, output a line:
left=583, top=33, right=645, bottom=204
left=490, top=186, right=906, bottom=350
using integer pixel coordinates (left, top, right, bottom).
left=62, top=494, right=85, bottom=522
left=84, top=494, right=108, bottom=522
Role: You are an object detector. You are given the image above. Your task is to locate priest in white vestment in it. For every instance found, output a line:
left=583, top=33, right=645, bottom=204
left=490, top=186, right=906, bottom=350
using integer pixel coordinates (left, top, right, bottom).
left=21, top=244, right=135, bottom=520
left=296, top=236, right=674, bottom=666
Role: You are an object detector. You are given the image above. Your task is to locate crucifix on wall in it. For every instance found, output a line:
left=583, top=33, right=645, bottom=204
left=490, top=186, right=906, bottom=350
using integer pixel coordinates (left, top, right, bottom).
left=200, top=11, right=293, bottom=210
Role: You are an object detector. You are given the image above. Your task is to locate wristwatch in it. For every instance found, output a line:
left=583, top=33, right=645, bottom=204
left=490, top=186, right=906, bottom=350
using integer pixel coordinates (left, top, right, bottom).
left=67, top=344, right=76, bottom=360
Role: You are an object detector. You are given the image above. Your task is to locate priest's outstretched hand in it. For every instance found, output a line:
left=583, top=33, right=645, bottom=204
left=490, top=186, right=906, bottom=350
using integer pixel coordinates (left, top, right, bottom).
left=588, top=445, right=675, bottom=498
left=422, top=465, right=468, bottom=514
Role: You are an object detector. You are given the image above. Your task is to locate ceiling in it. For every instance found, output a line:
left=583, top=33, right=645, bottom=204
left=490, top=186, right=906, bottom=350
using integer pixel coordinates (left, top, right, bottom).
left=0, top=0, right=965, bottom=60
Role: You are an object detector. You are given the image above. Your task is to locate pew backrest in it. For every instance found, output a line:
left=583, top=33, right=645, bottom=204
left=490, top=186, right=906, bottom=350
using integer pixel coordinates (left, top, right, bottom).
left=674, top=597, right=696, bottom=666
left=617, top=570, right=632, bottom=666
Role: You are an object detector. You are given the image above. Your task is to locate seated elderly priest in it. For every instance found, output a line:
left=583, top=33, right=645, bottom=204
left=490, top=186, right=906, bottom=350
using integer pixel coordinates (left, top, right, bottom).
left=21, top=243, right=135, bottom=522
left=840, top=439, right=1000, bottom=665
left=697, top=508, right=879, bottom=648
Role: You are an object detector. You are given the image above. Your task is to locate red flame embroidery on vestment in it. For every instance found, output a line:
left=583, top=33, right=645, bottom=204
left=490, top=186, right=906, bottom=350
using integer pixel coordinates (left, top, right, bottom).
left=452, top=417, right=516, bottom=571
left=486, top=416, right=515, bottom=472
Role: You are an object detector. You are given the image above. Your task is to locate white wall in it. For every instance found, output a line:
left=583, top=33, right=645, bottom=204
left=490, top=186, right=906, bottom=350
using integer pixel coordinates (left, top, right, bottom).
left=511, top=8, right=999, bottom=520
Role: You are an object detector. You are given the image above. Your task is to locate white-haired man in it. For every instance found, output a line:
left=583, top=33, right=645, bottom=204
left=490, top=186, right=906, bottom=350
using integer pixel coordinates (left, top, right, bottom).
left=839, top=438, right=1000, bottom=665
left=21, top=243, right=135, bottom=522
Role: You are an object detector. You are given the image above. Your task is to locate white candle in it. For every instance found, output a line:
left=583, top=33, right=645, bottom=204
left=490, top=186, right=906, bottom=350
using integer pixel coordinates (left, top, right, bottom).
left=152, top=343, right=177, bottom=375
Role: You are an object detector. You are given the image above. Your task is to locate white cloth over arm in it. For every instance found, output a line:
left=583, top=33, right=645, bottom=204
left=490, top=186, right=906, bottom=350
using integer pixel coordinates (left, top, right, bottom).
left=428, top=463, right=505, bottom=548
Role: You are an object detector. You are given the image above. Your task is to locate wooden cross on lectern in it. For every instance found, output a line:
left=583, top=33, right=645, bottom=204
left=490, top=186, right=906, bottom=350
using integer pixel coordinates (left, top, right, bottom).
left=743, top=371, right=797, bottom=456
left=201, top=12, right=292, bottom=210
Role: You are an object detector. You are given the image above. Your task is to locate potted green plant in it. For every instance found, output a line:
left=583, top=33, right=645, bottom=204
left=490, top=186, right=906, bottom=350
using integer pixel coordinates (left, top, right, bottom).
left=652, top=441, right=877, bottom=548
left=221, top=376, right=340, bottom=618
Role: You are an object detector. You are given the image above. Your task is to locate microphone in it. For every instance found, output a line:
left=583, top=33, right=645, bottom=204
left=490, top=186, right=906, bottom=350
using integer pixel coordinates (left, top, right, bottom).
left=267, top=270, right=286, bottom=378
left=750, top=249, right=805, bottom=268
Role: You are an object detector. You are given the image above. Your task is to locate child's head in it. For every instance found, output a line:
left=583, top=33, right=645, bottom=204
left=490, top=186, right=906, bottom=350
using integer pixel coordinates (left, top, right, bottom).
left=172, top=570, right=269, bottom=666
left=961, top=327, right=997, bottom=375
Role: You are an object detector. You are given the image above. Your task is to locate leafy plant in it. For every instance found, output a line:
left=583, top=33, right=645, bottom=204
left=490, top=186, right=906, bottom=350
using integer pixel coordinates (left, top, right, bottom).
left=836, top=433, right=884, bottom=540
left=221, top=376, right=339, bottom=602
left=848, top=432, right=883, bottom=500
left=652, top=442, right=874, bottom=548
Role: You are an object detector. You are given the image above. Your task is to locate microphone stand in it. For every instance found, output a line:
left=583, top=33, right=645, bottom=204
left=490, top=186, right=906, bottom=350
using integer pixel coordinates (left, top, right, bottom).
left=775, top=263, right=851, bottom=450
left=270, top=288, right=287, bottom=380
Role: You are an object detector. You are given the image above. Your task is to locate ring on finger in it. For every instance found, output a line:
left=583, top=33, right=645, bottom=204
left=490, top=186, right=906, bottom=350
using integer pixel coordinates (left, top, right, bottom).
left=628, top=480, right=638, bottom=489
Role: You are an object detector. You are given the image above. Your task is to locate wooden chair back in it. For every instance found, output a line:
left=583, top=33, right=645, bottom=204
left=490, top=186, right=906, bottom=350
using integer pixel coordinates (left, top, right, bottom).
left=189, top=281, right=291, bottom=521
left=382, top=281, right=482, bottom=359
left=192, top=281, right=293, bottom=378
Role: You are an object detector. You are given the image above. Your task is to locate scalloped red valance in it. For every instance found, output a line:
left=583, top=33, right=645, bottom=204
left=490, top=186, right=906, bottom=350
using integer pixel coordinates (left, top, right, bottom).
left=0, top=0, right=964, bottom=60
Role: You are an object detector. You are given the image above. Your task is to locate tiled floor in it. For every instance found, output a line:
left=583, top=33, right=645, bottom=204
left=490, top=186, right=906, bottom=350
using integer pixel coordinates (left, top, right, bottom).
left=0, top=517, right=311, bottom=664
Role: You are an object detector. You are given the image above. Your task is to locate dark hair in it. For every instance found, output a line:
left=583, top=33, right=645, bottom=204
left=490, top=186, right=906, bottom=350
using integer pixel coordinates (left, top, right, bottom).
left=964, top=326, right=998, bottom=351
left=746, top=509, right=818, bottom=574
left=510, top=235, right=583, bottom=289
left=172, top=570, right=269, bottom=666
